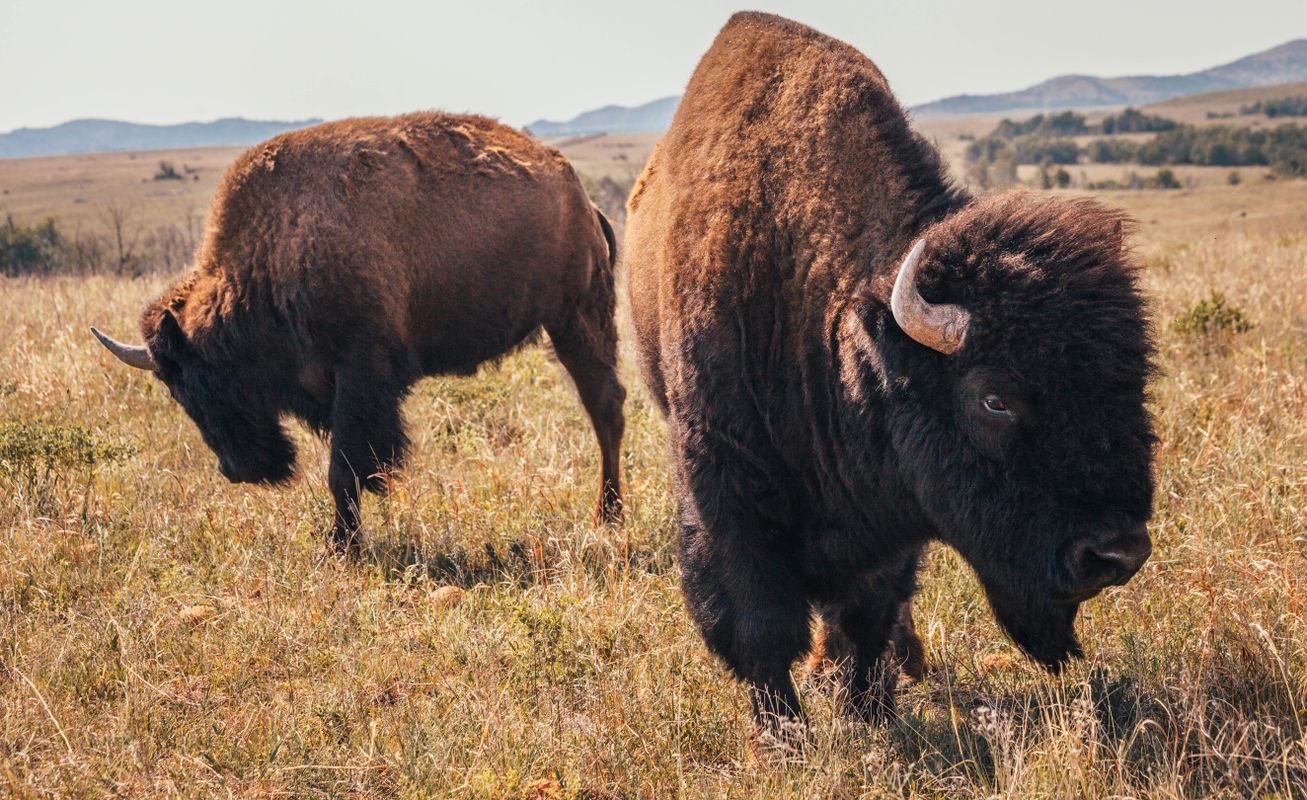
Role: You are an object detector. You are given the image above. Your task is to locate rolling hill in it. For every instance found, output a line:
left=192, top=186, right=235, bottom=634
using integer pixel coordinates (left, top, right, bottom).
left=528, top=38, right=1307, bottom=134
left=913, top=38, right=1307, bottom=116
left=526, top=96, right=680, bottom=137
left=1142, top=79, right=1307, bottom=124
left=0, top=117, right=323, bottom=160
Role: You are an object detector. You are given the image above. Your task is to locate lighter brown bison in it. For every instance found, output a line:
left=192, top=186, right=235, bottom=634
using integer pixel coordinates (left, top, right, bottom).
left=94, top=112, right=625, bottom=551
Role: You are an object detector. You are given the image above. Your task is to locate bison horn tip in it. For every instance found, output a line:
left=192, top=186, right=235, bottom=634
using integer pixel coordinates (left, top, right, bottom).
left=91, top=326, right=158, bottom=371
left=890, top=238, right=971, bottom=355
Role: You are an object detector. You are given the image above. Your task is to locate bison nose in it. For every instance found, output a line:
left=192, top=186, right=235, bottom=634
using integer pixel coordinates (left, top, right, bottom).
left=1068, top=524, right=1152, bottom=593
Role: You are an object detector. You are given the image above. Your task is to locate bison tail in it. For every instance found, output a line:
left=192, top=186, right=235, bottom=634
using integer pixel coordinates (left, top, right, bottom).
left=595, top=208, right=618, bottom=273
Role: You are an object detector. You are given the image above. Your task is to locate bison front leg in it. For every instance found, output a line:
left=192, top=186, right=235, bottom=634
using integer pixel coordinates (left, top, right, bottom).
left=813, top=548, right=924, bottom=723
left=673, top=435, right=810, bottom=755
left=325, top=374, right=409, bottom=555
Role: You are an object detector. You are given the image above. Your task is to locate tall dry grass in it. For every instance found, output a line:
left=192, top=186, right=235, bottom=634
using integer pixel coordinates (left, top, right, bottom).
left=0, top=179, right=1304, bottom=797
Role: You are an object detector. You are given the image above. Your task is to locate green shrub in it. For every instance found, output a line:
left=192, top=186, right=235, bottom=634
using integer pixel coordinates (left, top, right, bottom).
left=1086, top=138, right=1139, bottom=163
left=1085, top=169, right=1182, bottom=191
left=153, top=161, right=183, bottom=181
left=1099, top=108, right=1177, bottom=134
left=0, top=420, right=132, bottom=499
left=0, top=214, right=63, bottom=276
left=993, top=111, right=1090, bottom=138
left=1170, top=291, right=1255, bottom=338
left=1148, top=168, right=1182, bottom=189
left=1012, top=137, right=1080, bottom=165
left=967, top=133, right=1080, bottom=167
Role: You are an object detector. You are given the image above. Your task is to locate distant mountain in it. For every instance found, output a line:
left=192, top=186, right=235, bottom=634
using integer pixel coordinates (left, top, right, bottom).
left=913, top=38, right=1307, bottom=116
left=527, top=96, right=680, bottom=137
left=0, top=117, right=323, bottom=159
left=526, top=39, right=1307, bottom=135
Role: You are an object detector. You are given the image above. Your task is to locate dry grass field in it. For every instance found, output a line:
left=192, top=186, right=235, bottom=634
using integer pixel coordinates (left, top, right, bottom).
left=0, top=147, right=238, bottom=230
left=2, top=133, right=1306, bottom=797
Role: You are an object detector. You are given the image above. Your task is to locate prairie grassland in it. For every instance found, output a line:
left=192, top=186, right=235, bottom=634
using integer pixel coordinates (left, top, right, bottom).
left=1, top=176, right=1305, bottom=798
left=0, top=147, right=236, bottom=230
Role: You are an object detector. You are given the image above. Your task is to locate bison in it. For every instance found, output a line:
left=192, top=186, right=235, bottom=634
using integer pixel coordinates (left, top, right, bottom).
left=93, top=112, right=625, bottom=551
left=624, top=13, right=1155, bottom=739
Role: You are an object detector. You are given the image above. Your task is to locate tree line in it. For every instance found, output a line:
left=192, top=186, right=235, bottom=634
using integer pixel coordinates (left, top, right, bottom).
left=0, top=206, right=202, bottom=278
left=1241, top=96, right=1307, bottom=118
left=965, top=108, right=1307, bottom=182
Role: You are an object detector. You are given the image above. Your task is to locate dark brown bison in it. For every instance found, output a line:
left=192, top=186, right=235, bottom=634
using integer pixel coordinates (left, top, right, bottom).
left=93, top=112, right=625, bottom=551
left=625, top=13, right=1155, bottom=739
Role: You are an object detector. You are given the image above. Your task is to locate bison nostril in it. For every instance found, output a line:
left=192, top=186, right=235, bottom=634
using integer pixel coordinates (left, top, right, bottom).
left=1071, top=526, right=1152, bottom=590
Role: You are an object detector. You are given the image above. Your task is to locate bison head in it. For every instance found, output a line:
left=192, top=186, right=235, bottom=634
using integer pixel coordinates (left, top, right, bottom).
left=92, top=304, right=296, bottom=486
left=876, top=194, right=1156, bottom=669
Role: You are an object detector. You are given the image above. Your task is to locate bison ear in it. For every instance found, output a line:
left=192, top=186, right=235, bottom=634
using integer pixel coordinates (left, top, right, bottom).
left=153, top=309, right=190, bottom=366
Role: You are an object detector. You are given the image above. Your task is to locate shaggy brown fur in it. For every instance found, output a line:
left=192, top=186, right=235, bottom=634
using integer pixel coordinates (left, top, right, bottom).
left=124, top=112, right=624, bottom=549
left=626, top=12, right=1155, bottom=737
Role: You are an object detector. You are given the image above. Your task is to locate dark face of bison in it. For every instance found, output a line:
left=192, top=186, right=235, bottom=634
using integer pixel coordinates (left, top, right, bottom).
left=878, top=195, right=1156, bottom=668
left=147, top=310, right=297, bottom=486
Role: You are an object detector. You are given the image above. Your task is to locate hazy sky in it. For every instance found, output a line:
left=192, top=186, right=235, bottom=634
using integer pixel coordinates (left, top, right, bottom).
left=1, top=0, right=1304, bottom=132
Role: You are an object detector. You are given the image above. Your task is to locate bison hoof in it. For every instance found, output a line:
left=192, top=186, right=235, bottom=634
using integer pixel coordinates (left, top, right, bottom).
left=324, top=526, right=362, bottom=559
left=848, top=683, right=899, bottom=725
left=897, top=626, right=927, bottom=684
left=747, top=718, right=809, bottom=764
left=594, top=496, right=623, bottom=527
left=747, top=716, right=805, bottom=763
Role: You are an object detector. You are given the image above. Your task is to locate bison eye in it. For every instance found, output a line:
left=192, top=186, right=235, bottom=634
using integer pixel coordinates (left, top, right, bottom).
left=983, top=394, right=1012, bottom=419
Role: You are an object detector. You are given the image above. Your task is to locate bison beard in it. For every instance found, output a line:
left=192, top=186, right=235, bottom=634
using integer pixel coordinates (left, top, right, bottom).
left=625, top=12, right=1156, bottom=741
left=985, top=586, right=1083, bottom=670
left=93, top=112, right=625, bottom=551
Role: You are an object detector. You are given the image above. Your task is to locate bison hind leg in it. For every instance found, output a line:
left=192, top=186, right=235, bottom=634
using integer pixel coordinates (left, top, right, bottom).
left=811, top=551, right=925, bottom=723
left=807, top=603, right=925, bottom=687
left=545, top=282, right=625, bottom=525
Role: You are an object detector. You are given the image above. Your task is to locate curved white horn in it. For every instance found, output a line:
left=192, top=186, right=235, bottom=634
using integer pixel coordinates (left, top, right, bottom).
left=91, top=327, right=157, bottom=371
left=890, top=239, right=971, bottom=354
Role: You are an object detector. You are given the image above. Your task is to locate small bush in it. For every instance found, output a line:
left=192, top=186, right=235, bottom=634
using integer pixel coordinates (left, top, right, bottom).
left=1148, top=168, right=1182, bottom=189
left=1085, top=169, right=1183, bottom=191
left=992, top=111, right=1090, bottom=138
left=0, top=419, right=132, bottom=498
left=0, top=214, right=63, bottom=276
left=1170, top=291, right=1255, bottom=338
left=1086, top=138, right=1139, bottom=164
left=153, top=161, right=183, bottom=181
left=1099, top=108, right=1177, bottom=134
